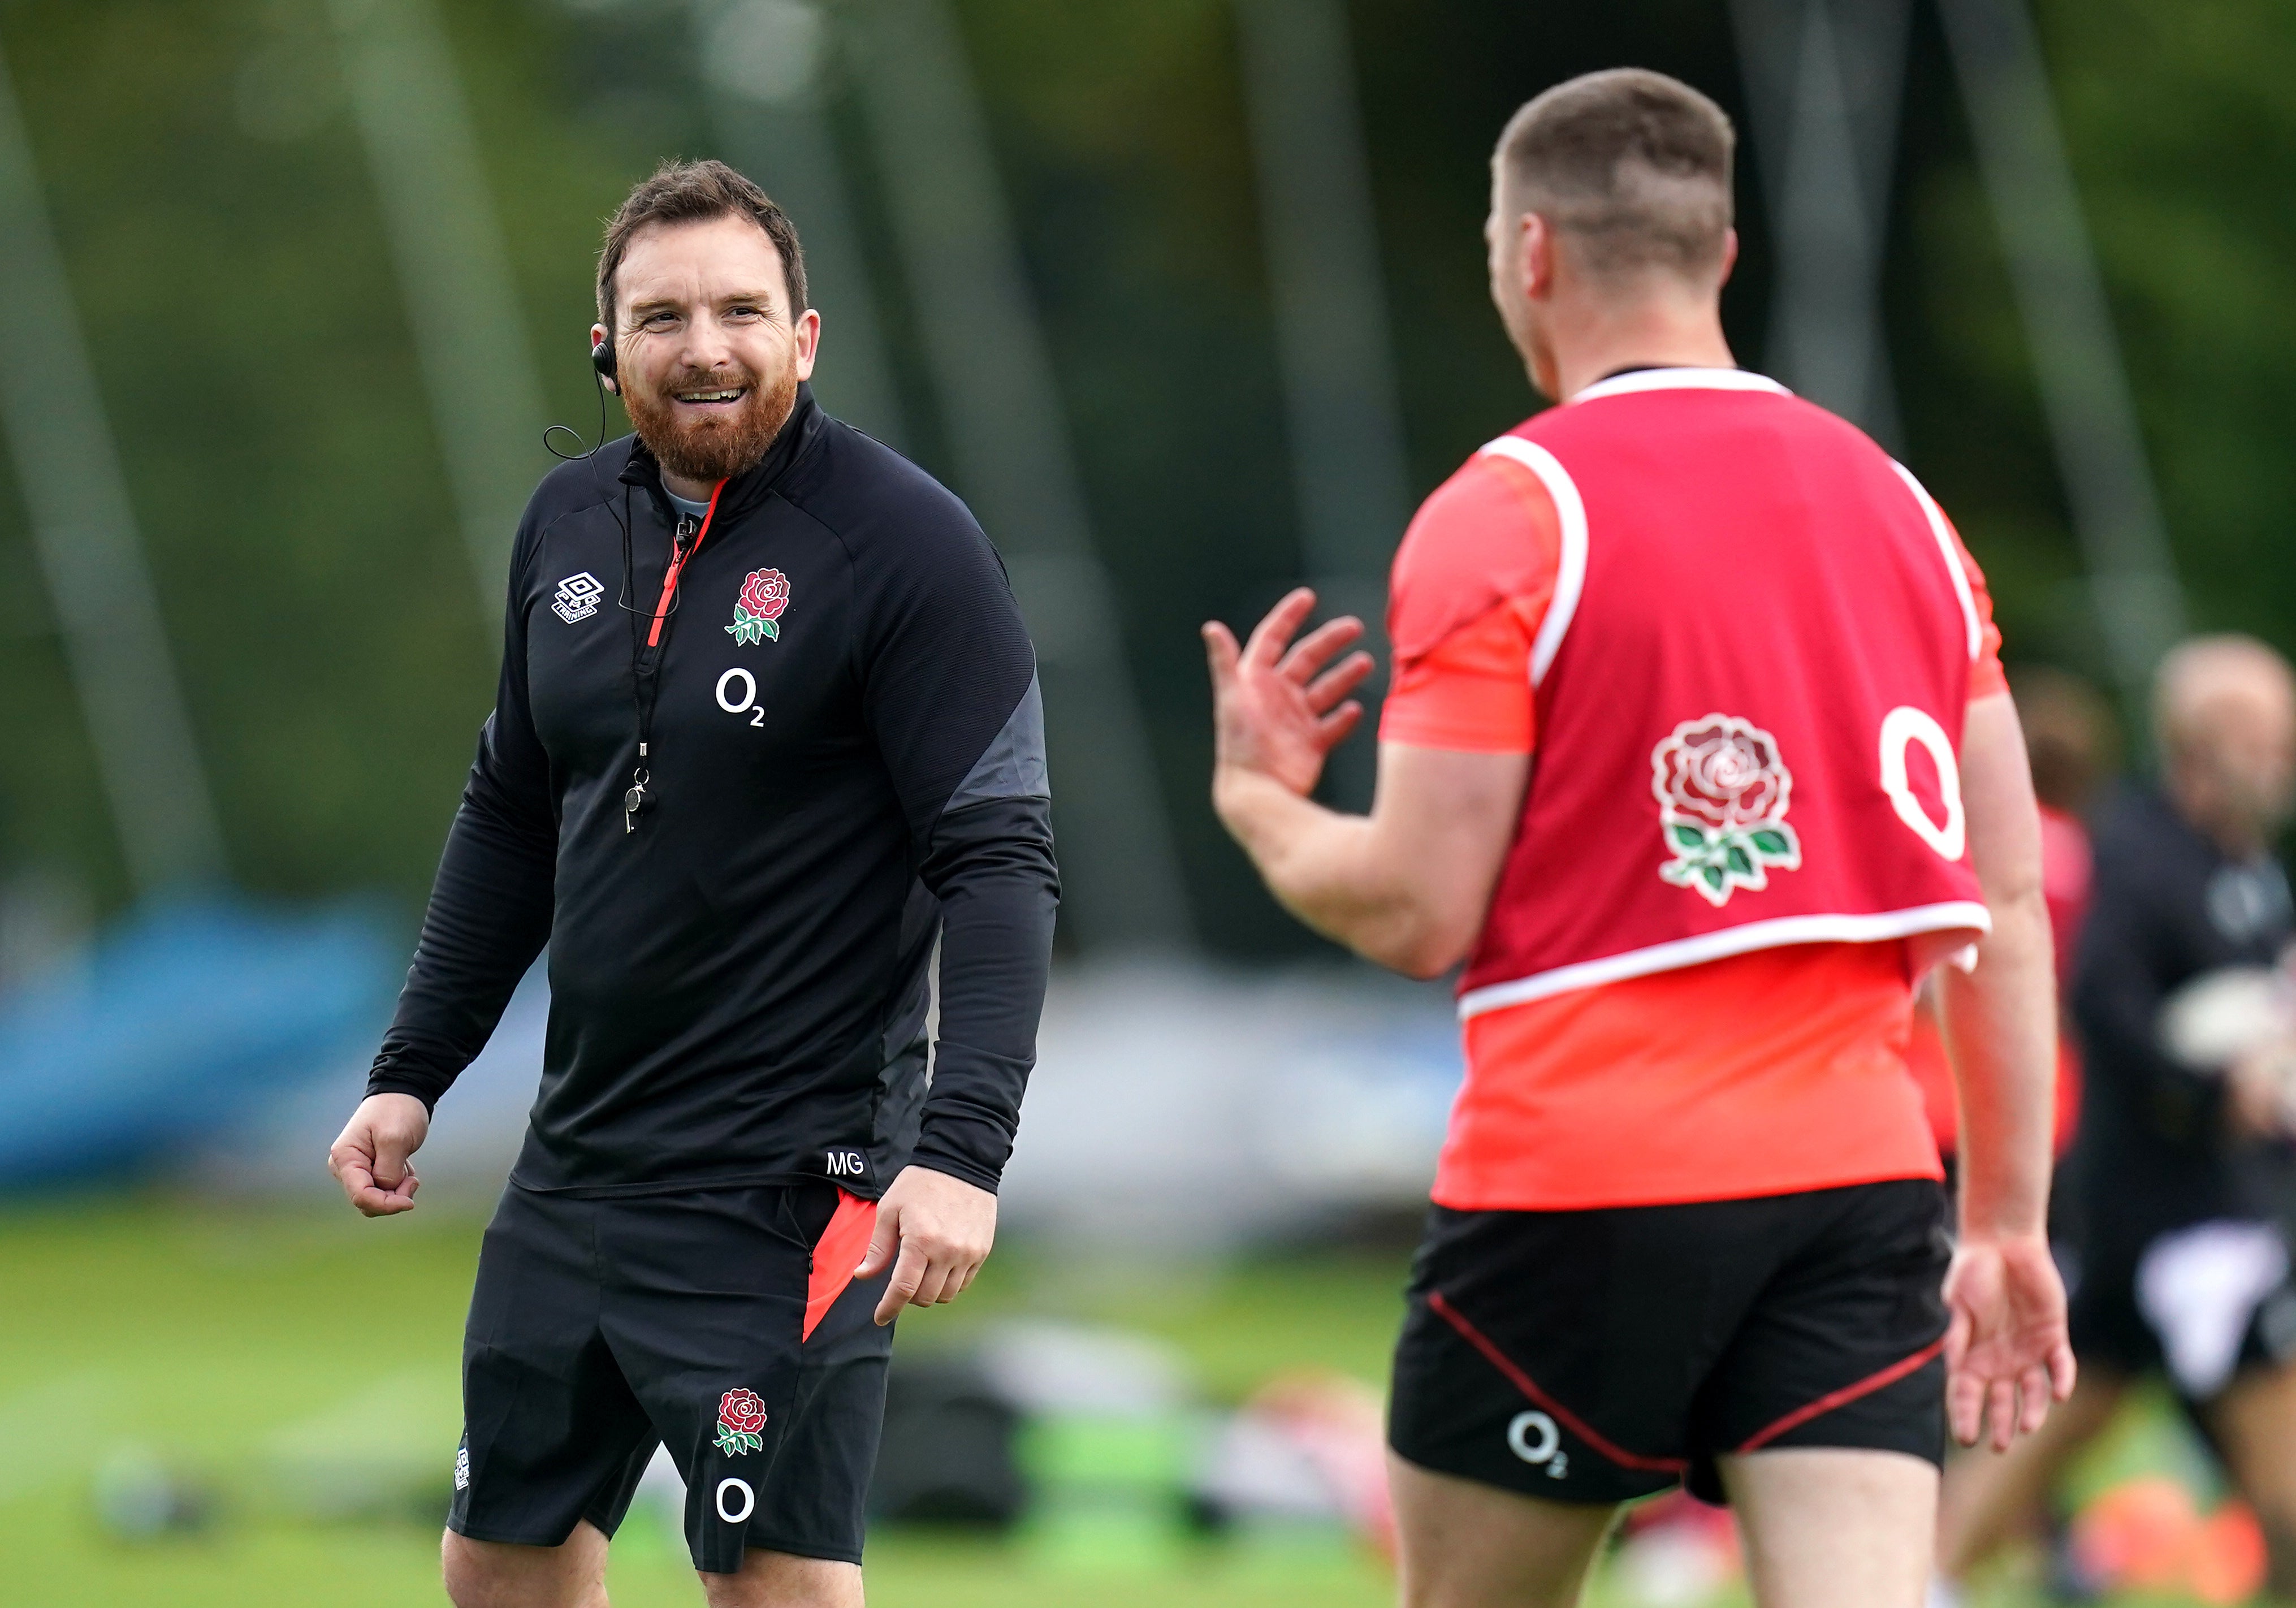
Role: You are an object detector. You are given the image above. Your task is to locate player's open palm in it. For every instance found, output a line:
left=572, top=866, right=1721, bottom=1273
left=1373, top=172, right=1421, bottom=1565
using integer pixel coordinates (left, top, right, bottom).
left=1942, top=1231, right=2076, bottom=1451
left=1204, top=586, right=1376, bottom=798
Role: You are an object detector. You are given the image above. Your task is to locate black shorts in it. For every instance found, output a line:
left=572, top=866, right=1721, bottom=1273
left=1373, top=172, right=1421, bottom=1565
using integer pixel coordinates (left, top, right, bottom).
left=449, top=1181, right=892, bottom=1572
left=1389, top=1179, right=1951, bottom=1506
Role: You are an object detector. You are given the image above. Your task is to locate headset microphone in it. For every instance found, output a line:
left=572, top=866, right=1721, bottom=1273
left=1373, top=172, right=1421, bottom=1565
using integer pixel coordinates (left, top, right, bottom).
left=547, top=336, right=624, bottom=465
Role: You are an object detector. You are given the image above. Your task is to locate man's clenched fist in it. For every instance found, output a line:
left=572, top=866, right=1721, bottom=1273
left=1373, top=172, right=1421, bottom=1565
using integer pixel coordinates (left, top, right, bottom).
left=328, top=1092, right=431, bottom=1217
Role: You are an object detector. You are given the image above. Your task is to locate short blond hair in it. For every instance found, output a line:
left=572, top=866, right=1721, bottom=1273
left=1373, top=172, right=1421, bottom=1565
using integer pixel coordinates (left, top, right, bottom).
left=1495, top=68, right=1735, bottom=282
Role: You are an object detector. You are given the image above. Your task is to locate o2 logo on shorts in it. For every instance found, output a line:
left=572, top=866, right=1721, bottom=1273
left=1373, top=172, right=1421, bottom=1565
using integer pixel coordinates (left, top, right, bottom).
left=824, top=1148, right=867, bottom=1179
left=716, top=668, right=765, bottom=728
left=1507, top=1410, right=1568, bottom=1480
left=716, top=1477, right=755, bottom=1524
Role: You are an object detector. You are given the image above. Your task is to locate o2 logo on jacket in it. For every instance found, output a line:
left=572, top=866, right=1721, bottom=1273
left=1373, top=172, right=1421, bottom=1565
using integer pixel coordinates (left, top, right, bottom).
left=824, top=1148, right=867, bottom=1179
left=716, top=668, right=764, bottom=728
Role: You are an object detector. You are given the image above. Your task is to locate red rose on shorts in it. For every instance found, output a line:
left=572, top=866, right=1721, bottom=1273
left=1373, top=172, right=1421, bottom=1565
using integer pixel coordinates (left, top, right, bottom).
left=720, top=1387, right=767, bottom=1435
left=715, top=1386, right=768, bottom=1455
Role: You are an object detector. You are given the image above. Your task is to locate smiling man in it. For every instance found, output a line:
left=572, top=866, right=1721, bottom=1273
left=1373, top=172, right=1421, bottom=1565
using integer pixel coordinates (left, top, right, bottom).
left=325, top=160, right=1058, bottom=1608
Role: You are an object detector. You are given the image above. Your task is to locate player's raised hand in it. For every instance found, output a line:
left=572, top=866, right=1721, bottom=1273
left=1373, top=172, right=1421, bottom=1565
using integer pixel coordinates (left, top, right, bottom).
left=327, top=1092, right=430, bottom=1217
left=1942, top=1231, right=2076, bottom=1451
left=855, top=1165, right=998, bottom=1326
left=1204, top=587, right=1377, bottom=799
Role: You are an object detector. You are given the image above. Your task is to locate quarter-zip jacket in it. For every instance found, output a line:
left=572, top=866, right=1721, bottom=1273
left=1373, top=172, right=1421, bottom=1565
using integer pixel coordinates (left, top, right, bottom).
left=366, top=387, right=1058, bottom=1198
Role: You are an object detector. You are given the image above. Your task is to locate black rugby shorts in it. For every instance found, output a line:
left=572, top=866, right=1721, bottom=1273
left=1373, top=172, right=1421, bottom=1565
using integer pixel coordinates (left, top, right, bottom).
left=1388, top=1178, right=1951, bottom=1505
left=448, top=1180, right=891, bottom=1572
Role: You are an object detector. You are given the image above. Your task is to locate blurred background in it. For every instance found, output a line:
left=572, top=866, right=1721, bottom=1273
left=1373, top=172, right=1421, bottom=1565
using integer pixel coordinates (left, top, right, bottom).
left=0, top=0, right=2289, bottom=1602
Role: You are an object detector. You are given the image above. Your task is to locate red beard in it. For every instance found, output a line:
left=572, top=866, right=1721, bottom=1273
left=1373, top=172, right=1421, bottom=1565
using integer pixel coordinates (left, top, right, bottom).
left=623, top=359, right=799, bottom=485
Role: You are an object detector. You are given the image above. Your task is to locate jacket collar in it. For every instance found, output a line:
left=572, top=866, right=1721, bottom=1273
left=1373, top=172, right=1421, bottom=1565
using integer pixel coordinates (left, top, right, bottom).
left=619, top=382, right=825, bottom=522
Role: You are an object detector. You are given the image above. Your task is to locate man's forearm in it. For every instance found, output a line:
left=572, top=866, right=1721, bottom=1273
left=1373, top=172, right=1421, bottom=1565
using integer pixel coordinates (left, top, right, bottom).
left=1214, top=767, right=1441, bottom=973
left=367, top=792, right=555, bottom=1110
left=911, top=797, right=1058, bottom=1192
left=1939, top=887, right=2057, bottom=1239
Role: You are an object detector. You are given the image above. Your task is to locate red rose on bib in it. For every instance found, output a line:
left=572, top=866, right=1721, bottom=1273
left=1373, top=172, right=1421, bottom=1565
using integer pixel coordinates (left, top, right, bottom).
left=1660, top=719, right=1788, bottom=829
left=1651, top=715, right=1803, bottom=907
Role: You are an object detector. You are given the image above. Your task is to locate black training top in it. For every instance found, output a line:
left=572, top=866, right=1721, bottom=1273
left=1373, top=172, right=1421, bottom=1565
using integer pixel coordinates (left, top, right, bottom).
left=2069, top=783, right=2294, bottom=1252
left=365, top=387, right=1058, bottom=1198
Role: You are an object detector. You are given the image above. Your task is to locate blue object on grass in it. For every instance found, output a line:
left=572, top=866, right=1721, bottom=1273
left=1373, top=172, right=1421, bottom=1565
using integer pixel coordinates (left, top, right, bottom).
left=0, top=896, right=397, bottom=1189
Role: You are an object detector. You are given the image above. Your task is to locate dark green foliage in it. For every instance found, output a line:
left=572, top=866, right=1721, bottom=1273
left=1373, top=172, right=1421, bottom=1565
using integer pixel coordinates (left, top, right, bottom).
left=0, top=0, right=2289, bottom=957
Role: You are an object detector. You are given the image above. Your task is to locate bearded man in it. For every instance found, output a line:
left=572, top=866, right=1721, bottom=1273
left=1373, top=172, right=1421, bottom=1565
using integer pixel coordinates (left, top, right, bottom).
left=326, top=159, right=1057, bottom=1608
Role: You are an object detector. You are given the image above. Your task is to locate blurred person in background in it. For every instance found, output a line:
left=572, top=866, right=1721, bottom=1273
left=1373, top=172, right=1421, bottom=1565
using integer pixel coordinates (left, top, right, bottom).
left=1936, top=637, right=2296, bottom=1602
left=325, top=159, right=1058, bottom=1608
left=1905, top=667, right=2113, bottom=1177
left=1205, top=67, right=2069, bottom=1608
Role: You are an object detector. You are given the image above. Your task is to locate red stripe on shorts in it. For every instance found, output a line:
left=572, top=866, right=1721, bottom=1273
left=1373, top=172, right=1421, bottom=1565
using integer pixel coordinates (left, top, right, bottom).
left=803, top=1189, right=877, bottom=1343
left=1736, top=1337, right=1948, bottom=1453
left=1426, top=1290, right=1689, bottom=1475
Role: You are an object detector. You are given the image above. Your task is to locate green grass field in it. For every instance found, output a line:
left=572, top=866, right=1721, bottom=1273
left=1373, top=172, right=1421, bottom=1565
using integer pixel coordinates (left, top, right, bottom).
left=0, top=1195, right=2229, bottom=1606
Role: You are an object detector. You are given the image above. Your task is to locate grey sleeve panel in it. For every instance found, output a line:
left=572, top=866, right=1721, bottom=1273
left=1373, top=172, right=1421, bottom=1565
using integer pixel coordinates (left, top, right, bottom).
left=946, top=670, right=1049, bottom=810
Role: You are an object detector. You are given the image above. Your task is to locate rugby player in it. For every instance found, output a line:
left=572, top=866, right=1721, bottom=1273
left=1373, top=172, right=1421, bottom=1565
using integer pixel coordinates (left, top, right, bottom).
left=327, top=160, right=1057, bottom=1607
left=1205, top=70, right=2072, bottom=1606
left=1937, top=637, right=2296, bottom=1601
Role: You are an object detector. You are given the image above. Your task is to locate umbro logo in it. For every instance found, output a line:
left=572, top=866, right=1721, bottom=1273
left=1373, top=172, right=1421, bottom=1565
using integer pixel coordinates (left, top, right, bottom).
left=552, top=572, right=605, bottom=624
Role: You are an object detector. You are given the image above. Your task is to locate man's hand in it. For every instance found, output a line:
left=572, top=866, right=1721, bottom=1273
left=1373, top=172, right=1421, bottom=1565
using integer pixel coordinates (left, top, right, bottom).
left=853, top=1166, right=997, bottom=1326
left=1942, top=1231, right=2076, bottom=1451
left=1204, top=587, right=1376, bottom=806
left=328, top=1093, right=430, bottom=1217
left=2226, top=1040, right=2296, bottom=1139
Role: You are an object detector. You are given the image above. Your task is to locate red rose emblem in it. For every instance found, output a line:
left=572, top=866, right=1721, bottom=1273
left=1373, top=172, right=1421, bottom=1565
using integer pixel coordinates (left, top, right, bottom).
left=1650, top=715, right=1803, bottom=907
left=1657, top=720, right=1787, bottom=829
left=720, top=1387, right=768, bottom=1436
left=739, top=569, right=789, bottom=623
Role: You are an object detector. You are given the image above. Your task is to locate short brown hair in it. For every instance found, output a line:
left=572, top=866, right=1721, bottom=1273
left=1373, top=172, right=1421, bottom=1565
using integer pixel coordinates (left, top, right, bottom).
left=1495, top=69, right=1735, bottom=282
left=595, top=158, right=808, bottom=335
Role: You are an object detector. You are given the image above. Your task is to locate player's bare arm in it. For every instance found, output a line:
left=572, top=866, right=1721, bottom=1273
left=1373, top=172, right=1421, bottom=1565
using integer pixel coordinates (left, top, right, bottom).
left=1938, top=689, right=2077, bottom=1450
left=1205, top=586, right=1527, bottom=976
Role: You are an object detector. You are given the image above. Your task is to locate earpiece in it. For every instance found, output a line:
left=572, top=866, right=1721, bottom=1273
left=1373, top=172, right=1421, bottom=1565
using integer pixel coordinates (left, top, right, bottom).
left=546, top=338, right=623, bottom=463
